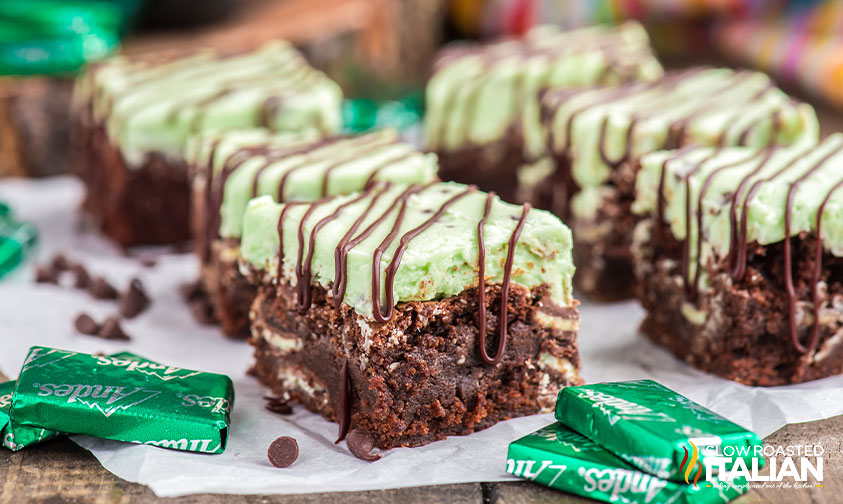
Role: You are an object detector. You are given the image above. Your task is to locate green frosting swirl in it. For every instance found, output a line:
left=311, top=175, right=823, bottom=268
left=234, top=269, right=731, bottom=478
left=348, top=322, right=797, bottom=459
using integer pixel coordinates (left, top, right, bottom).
left=634, top=134, right=843, bottom=287
left=75, top=40, right=343, bottom=166
left=542, top=67, right=819, bottom=221
left=186, top=128, right=439, bottom=239
left=424, top=22, right=663, bottom=159
left=241, top=182, right=575, bottom=319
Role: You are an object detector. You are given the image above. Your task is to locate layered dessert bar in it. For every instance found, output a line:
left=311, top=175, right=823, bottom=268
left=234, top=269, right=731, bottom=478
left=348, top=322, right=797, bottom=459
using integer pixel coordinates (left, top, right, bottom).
left=536, top=68, right=818, bottom=300
left=632, top=134, right=843, bottom=385
left=72, top=41, right=343, bottom=246
left=240, top=182, right=581, bottom=448
left=188, top=128, right=438, bottom=338
left=424, top=22, right=663, bottom=203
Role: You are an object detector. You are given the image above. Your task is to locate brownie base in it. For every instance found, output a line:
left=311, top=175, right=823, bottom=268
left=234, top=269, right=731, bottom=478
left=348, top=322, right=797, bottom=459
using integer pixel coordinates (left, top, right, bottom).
left=0, top=78, right=72, bottom=177
left=435, top=128, right=527, bottom=204
left=199, top=239, right=255, bottom=339
left=526, top=153, right=639, bottom=301
left=636, top=226, right=843, bottom=385
left=73, top=111, right=191, bottom=246
left=249, top=279, right=581, bottom=449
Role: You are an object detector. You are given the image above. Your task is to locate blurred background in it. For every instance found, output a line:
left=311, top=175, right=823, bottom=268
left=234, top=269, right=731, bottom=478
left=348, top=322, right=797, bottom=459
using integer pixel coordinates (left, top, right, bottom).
left=0, top=0, right=841, bottom=178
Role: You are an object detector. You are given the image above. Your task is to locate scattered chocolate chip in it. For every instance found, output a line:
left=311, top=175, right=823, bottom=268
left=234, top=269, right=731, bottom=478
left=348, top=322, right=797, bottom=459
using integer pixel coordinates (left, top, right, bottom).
left=267, top=436, right=298, bottom=468
left=264, top=396, right=293, bottom=415
left=346, top=429, right=382, bottom=462
left=51, top=254, right=71, bottom=271
left=120, top=278, right=150, bottom=318
left=89, top=276, right=118, bottom=300
left=140, top=255, right=158, bottom=268
left=180, top=280, right=204, bottom=302
left=190, top=299, right=216, bottom=325
left=35, top=265, right=58, bottom=284
left=98, top=316, right=130, bottom=341
left=74, top=313, right=100, bottom=335
left=70, top=264, right=90, bottom=289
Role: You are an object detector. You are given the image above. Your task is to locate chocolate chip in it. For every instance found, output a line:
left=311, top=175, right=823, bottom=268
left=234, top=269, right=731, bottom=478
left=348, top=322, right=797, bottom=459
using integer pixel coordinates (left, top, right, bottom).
left=180, top=280, right=204, bottom=302
left=120, top=278, right=150, bottom=318
left=71, top=264, right=90, bottom=289
left=74, top=313, right=100, bottom=335
left=267, top=436, right=298, bottom=468
left=51, top=254, right=71, bottom=271
left=264, top=396, right=293, bottom=415
left=89, top=276, right=118, bottom=300
left=35, top=265, right=58, bottom=284
left=346, top=429, right=382, bottom=462
left=140, top=256, right=158, bottom=268
left=189, top=298, right=217, bottom=325
left=98, top=317, right=130, bottom=340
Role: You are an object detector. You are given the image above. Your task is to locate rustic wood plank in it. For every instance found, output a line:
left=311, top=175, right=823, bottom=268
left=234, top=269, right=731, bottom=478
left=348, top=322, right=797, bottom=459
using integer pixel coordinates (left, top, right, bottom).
left=2, top=416, right=840, bottom=503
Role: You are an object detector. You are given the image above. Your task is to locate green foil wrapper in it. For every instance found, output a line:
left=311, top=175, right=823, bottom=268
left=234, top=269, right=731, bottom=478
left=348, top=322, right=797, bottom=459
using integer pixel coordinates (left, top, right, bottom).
left=0, top=202, right=37, bottom=280
left=11, top=347, right=234, bottom=453
left=507, top=423, right=748, bottom=504
left=1, top=380, right=61, bottom=451
left=555, top=380, right=763, bottom=482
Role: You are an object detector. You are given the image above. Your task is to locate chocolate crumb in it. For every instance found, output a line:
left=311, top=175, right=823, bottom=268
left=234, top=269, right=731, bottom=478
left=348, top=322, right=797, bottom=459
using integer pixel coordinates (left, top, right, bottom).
left=267, top=436, right=298, bottom=468
left=51, top=254, right=71, bottom=271
left=120, top=278, right=150, bottom=318
left=346, top=429, right=382, bottom=462
left=35, top=265, right=58, bottom=284
left=89, top=276, right=118, bottom=300
left=264, top=396, right=293, bottom=415
left=71, top=264, right=90, bottom=289
left=99, top=317, right=130, bottom=340
left=74, top=313, right=100, bottom=335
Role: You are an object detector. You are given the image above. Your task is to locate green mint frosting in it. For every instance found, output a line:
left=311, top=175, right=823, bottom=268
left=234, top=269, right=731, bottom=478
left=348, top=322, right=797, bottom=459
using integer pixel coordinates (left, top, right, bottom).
left=187, top=128, right=439, bottom=239
left=75, top=40, right=343, bottom=166
left=634, top=134, right=843, bottom=288
left=424, top=22, right=663, bottom=159
left=543, top=68, right=819, bottom=221
left=240, top=182, right=575, bottom=319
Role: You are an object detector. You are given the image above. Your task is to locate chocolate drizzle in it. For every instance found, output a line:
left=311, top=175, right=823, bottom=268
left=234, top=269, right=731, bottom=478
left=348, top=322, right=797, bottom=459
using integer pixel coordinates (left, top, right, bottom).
left=371, top=186, right=477, bottom=323
left=476, top=195, right=531, bottom=365
left=335, top=358, right=351, bottom=443
left=660, top=138, right=843, bottom=355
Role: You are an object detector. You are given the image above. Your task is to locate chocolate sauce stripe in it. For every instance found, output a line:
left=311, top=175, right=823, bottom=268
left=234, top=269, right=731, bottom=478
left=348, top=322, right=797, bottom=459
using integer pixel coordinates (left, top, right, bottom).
left=333, top=185, right=427, bottom=310
left=808, top=178, right=843, bottom=353
left=250, top=137, right=342, bottom=198
left=372, top=186, right=477, bottom=323
left=296, top=189, right=377, bottom=312
left=782, top=142, right=843, bottom=354
left=688, top=149, right=772, bottom=296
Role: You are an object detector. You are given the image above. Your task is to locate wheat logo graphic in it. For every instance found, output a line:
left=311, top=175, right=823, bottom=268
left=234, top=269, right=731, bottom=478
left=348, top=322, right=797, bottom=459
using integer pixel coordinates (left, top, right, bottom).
left=679, top=440, right=703, bottom=487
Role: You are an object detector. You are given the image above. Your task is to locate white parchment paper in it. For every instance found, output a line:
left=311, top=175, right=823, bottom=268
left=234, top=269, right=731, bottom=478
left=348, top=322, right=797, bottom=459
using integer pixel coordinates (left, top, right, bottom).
left=1, top=177, right=842, bottom=497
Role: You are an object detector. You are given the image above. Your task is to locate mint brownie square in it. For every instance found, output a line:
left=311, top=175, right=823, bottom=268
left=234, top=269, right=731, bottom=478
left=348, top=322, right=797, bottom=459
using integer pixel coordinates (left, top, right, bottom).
left=632, top=135, right=843, bottom=385
left=240, top=182, right=581, bottom=447
left=536, top=67, right=818, bottom=301
left=72, top=41, right=343, bottom=246
left=424, top=22, right=663, bottom=204
left=188, top=128, right=438, bottom=338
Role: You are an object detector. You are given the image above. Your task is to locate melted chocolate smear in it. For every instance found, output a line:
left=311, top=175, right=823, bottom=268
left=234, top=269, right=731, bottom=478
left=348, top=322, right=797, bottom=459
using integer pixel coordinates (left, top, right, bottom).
left=346, top=429, right=382, bottom=462
left=335, top=358, right=352, bottom=444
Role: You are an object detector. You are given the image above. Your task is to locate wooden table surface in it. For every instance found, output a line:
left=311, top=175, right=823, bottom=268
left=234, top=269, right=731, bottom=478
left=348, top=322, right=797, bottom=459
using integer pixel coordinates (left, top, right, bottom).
left=1, top=415, right=840, bottom=503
